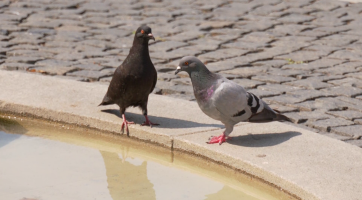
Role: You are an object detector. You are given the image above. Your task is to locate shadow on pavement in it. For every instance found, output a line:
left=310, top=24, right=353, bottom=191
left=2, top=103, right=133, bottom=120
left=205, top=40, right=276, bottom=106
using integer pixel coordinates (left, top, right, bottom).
left=227, top=131, right=301, bottom=147
left=101, top=109, right=223, bottom=129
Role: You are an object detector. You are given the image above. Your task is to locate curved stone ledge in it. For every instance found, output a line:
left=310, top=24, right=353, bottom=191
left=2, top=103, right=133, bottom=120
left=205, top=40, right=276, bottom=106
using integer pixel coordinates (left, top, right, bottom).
left=1, top=70, right=362, bottom=200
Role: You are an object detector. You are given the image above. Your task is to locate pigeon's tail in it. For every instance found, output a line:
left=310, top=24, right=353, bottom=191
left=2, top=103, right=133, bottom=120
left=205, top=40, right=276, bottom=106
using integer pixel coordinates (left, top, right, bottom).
left=275, top=113, right=292, bottom=122
left=98, top=95, right=114, bottom=106
left=248, top=102, right=291, bottom=123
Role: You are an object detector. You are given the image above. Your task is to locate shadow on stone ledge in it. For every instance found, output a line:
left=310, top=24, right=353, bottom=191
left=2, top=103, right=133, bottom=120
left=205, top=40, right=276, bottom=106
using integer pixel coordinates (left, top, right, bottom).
left=227, top=131, right=301, bottom=147
left=101, top=109, right=224, bottom=129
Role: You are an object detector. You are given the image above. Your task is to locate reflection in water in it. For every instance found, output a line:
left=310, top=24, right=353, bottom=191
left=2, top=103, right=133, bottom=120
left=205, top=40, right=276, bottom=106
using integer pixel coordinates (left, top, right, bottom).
left=205, top=186, right=259, bottom=200
left=100, top=150, right=156, bottom=200
left=100, top=149, right=260, bottom=200
left=0, top=117, right=28, bottom=148
left=0, top=116, right=294, bottom=200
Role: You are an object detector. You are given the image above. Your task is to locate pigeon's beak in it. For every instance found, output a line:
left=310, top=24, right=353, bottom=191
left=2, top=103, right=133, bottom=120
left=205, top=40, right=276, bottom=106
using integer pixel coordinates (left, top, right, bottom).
left=148, top=33, right=155, bottom=41
left=175, top=66, right=181, bottom=75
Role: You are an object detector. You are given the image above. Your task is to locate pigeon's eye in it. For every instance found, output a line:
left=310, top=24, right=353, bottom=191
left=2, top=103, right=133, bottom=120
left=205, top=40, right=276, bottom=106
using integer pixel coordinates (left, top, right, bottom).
left=184, top=62, right=189, bottom=65
left=141, top=30, right=145, bottom=34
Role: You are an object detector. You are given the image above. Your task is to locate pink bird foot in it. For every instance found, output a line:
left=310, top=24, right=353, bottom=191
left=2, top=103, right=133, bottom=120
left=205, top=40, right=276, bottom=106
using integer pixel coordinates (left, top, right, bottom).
left=208, top=134, right=227, bottom=145
left=121, top=114, right=134, bottom=134
left=141, top=115, right=159, bottom=127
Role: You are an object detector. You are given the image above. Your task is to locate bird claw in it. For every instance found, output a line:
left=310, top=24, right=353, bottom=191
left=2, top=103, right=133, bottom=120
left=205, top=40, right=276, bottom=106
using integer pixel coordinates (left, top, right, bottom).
left=207, top=134, right=227, bottom=145
left=141, top=121, right=159, bottom=128
left=142, top=115, right=159, bottom=128
left=121, top=116, right=134, bottom=135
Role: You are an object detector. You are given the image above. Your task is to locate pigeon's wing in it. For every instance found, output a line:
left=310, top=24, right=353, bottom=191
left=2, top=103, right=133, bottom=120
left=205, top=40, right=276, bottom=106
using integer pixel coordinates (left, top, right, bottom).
left=100, top=65, right=129, bottom=104
left=211, top=80, right=253, bottom=122
left=211, top=79, right=271, bottom=123
left=149, top=67, right=157, bottom=94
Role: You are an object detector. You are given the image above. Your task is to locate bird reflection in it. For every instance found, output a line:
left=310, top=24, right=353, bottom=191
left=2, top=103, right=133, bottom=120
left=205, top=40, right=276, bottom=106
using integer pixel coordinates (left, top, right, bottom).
left=100, top=149, right=156, bottom=200
left=205, top=185, right=259, bottom=200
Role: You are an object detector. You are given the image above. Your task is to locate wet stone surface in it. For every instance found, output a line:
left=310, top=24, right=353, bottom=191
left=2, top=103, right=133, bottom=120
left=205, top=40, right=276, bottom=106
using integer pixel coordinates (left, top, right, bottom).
left=1, top=0, right=362, bottom=147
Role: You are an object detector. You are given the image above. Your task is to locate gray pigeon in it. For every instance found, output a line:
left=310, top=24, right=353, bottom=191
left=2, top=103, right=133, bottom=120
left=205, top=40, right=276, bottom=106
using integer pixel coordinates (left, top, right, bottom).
left=99, top=25, right=158, bottom=134
left=175, top=56, right=290, bottom=145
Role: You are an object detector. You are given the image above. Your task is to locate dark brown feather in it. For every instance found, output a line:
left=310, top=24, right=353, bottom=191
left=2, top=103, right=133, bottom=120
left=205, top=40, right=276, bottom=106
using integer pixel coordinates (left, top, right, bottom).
left=99, top=25, right=157, bottom=116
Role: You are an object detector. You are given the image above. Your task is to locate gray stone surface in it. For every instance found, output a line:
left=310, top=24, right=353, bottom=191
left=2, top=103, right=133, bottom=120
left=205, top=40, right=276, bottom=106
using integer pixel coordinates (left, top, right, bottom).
left=307, top=118, right=354, bottom=132
left=331, top=125, right=362, bottom=139
left=1, top=0, right=362, bottom=148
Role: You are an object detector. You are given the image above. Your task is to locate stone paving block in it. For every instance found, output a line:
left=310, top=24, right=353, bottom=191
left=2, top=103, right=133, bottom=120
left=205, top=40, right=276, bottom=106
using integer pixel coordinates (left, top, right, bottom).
left=230, top=79, right=265, bottom=89
left=268, top=104, right=299, bottom=113
left=310, top=37, right=352, bottom=47
left=164, top=30, right=201, bottom=42
left=263, top=94, right=304, bottom=105
left=198, top=21, right=234, bottom=31
left=72, top=64, right=105, bottom=71
left=336, top=96, right=362, bottom=112
left=204, top=60, right=240, bottom=73
left=170, top=77, right=192, bottom=86
left=151, top=41, right=189, bottom=52
left=207, top=28, right=247, bottom=42
left=271, top=40, right=311, bottom=52
left=278, top=14, right=315, bottom=24
left=328, top=50, right=362, bottom=62
left=221, top=40, right=270, bottom=51
left=327, top=110, right=362, bottom=121
left=55, top=52, right=86, bottom=61
left=220, top=66, right=269, bottom=78
left=36, top=59, right=77, bottom=68
left=0, top=63, right=34, bottom=71
left=321, top=86, right=362, bottom=98
left=29, top=65, right=78, bottom=76
left=6, top=50, right=53, bottom=59
left=270, top=24, right=314, bottom=35
left=303, top=45, right=342, bottom=55
left=284, top=111, right=332, bottom=124
left=284, top=78, right=332, bottom=90
left=267, top=68, right=305, bottom=77
left=5, top=56, right=43, bottom=64
left=287, top=89, right=330, bottom=101
left=296, top=29, right=331, bottom=38
left=155, top=64, right=175, bottom=73
left=235, top=19, right=277, bottom=32
left=239, top=32, right=276, bottom=44
left=354, top=119, right=362, bottom=125
left=198, top=48, right=249, bottom=62
left=275, top=50, right=327, bottom=63
left=258, top=84, right=302, bottom=93
left=345, top=139, right=362, bottom=148
left=328, top=77, right=362, bottom=89
left=252, top=59, right=288, bottom=68
left=307, top=118, right=354, bottom=132
left=150, top=47, right=201, bottom=61
left=319, top=132, right=352, bottom=141
left=246, top=88, right=282, bottom=98
left=251, top=3, right=288, bottom=16
left=293, top=99, right=348, bottom=112
left=66, top=69, right=113, bottom=81
left=331, top=125, right=362, bottom=139
left=315, top=62, right=362, bottom=75
left=251, top=75, right=296, bottom=84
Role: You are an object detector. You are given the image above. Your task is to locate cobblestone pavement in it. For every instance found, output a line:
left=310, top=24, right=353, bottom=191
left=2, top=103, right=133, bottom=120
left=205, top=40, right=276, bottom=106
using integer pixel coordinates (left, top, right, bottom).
left=1, top=0, right=362, bottom=147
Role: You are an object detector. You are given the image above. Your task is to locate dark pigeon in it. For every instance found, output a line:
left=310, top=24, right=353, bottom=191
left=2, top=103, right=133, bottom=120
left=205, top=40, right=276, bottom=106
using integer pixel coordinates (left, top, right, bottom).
left=99, top=25, right=159, bottom=134
left=175, top=56, right=290, bottom=145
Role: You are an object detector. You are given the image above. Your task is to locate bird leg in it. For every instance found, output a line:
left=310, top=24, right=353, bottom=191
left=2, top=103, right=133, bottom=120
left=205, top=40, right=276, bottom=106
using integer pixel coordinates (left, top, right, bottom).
left=141, top=115, right=159, bottom=127
left=121, top=114, right=134, bottom=134
left=208, top=133, right=228, bottom=145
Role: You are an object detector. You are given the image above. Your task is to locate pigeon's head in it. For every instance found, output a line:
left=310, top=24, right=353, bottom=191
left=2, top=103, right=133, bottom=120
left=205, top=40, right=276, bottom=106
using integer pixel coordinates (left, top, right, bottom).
left=135, top=25, right=155, bottom=41
left=175, top=56, right=205, bottom=75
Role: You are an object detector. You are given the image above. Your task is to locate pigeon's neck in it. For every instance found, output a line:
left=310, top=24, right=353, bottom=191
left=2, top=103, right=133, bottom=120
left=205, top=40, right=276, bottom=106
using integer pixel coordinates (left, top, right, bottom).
left=190, top=68, right=218, bottom=91
left=131, top=40, right=150, bottom=55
